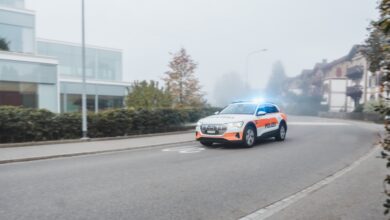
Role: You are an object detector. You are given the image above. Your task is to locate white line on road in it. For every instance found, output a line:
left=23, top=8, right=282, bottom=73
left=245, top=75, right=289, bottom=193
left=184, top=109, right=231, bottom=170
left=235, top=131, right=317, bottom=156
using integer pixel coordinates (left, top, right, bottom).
left=239, top=146, right=378, bottom=220
left=289, top=122, right=350, bottom=126
left=162, top=146, right=205, bottom=154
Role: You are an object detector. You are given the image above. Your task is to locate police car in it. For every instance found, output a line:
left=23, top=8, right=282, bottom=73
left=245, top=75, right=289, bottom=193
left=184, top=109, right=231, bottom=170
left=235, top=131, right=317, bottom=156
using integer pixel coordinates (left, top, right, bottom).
left=195, top=101, right=287, bottom=147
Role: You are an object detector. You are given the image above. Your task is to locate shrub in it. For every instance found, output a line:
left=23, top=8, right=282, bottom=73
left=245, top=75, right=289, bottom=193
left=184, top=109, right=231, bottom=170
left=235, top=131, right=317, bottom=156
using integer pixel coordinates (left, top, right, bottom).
left=363, top=100, right=381, bottom=113
left=0, top=106, right=218, bottom=143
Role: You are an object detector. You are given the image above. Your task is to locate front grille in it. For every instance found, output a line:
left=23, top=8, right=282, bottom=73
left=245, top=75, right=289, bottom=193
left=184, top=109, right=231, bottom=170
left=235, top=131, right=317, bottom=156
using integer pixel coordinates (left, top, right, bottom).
left=200, top=124, right=227, bottom=135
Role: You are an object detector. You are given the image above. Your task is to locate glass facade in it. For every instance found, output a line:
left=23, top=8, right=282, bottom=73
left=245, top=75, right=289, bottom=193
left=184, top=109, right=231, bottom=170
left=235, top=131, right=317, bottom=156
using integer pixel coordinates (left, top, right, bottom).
left=60, top=94, right=124, bottom=113
left=0, top=9, right=35, bottom=53
left=37, top=41, right=122, bottom=81
left=0, top=81, right=37, bottom=108
left=60, top=82, right=126, bottom=113
left=0, top=0, right=25, bottom=9
left=98, top=95, right=123, bottom=111
left=0, top=2, right=126, bottom=113
left=60, top=94, right=97, bottom=113
left=0, top=59, right=57, bottom=84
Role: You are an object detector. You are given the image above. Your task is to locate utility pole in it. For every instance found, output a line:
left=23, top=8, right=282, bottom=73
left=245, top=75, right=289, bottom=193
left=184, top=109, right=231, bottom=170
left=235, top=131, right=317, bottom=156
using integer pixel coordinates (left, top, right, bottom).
left=81, top=0, right=88, bottom=139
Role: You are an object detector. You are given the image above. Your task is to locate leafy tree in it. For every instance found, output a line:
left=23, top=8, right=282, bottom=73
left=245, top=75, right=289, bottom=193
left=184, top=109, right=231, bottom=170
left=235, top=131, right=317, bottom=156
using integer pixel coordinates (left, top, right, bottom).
left=126, top=80, right=172, bottom=109
left=365, top=0, right=390, bottom=216
left=163, top=48, right=205, bottom=108
left=265, top=61, right=287, bottom=99
left=364, top=26, right=385, bottom=73
left=0, top=38, right=9, bottom=51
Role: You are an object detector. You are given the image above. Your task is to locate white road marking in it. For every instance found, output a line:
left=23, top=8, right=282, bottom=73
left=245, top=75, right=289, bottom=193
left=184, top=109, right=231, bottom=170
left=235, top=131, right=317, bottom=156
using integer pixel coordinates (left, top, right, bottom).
left=238, top=147, right=378, bottom=220
left=289, top=122, right=350, bottom=126
left=162, top=146, right=205, bottom=154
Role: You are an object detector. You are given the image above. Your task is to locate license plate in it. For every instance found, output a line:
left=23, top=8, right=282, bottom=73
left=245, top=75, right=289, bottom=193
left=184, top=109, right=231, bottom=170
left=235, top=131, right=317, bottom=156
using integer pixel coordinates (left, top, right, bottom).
left=207, top=130, right=216, bottom=134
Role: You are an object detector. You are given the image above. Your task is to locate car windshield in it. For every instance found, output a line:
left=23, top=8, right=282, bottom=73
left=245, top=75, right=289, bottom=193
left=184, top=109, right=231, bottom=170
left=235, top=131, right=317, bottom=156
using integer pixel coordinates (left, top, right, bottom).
left=219, top=103, right=257, bottom=115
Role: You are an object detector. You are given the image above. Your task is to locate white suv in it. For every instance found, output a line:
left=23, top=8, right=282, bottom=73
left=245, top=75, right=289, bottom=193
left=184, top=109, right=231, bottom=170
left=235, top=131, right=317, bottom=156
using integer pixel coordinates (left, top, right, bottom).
left=195, top=102, right=287, bottom=147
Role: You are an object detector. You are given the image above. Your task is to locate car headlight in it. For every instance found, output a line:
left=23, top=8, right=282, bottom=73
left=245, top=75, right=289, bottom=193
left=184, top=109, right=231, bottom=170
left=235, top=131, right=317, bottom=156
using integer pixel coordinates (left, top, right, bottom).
left=226, top=121, right=244, bottom=128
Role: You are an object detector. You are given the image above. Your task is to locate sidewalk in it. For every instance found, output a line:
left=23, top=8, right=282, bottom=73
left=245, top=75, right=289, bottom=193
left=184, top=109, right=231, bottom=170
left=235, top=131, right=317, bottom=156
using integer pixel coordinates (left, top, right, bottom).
left=0, top=132, right=195, bottom=164
left=267, top=147, right=388, bottom=220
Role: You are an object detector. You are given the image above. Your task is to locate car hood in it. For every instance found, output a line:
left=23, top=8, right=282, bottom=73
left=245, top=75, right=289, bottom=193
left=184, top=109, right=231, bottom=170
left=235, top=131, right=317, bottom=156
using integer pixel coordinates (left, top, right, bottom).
left=199, top=114, right=254, bottom=124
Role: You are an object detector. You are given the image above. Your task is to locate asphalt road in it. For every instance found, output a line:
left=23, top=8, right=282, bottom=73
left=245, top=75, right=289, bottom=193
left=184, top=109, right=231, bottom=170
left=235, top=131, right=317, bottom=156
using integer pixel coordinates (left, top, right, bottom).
left=0, top=116, right=379, bottom=220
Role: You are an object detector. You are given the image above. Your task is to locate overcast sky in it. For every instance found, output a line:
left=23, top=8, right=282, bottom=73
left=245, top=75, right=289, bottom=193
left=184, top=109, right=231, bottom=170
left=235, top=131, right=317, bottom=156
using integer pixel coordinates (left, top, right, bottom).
left=26, top=0, right=378, bottom=103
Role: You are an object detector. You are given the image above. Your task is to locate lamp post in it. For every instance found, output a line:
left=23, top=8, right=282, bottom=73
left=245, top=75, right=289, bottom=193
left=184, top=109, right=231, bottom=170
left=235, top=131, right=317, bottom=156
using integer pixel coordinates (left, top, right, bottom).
left=245, top=49, right=268, bottom=86
left=81, top=0, right=88, bottom=139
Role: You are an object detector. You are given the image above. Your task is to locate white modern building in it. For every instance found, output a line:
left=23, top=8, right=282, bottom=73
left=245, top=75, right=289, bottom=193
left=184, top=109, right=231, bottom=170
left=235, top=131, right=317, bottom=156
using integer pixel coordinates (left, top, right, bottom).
left=37, top=39, right=130, bottom=113
left=0, top=0, right=130, bottom=113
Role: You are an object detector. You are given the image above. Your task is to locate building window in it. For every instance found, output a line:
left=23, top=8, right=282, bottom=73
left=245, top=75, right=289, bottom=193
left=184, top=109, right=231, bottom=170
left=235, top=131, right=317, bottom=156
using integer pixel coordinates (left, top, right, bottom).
left=0, top=59, right=57, bottom=84
left=0, top=24, right=34, bottom=53
left=62, top=94, right=96, bottom=113
left=0, top=81, right=37, bottom=108
left=0, top=0, right=25, bottom=9
left=37, top=41, right=122, bottom=81
left=98, top=95, right=123, bottom=111
left=65, top=94, right=81, bottom=112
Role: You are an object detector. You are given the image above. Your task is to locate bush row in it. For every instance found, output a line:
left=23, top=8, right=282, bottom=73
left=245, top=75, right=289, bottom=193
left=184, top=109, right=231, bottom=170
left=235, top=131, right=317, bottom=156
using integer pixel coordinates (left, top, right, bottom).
left=0, top=106, right=220, bottom=143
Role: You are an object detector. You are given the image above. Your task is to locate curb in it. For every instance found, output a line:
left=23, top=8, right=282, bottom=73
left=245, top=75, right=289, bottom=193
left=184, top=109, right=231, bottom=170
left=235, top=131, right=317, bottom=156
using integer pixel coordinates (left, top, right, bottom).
left=0, top=129, right=195, bottom=149
left=0, top=140, right=197, bottom=165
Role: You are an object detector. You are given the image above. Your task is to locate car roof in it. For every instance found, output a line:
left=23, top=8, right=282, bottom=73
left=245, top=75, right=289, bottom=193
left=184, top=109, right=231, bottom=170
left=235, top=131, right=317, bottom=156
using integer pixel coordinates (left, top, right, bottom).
left=230, top=101, right=277, bottom=106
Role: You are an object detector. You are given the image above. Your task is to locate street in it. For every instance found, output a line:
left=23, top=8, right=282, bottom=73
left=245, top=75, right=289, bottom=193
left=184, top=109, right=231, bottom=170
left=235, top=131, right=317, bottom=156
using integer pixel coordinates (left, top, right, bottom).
left=0, top=116, right=380, bottom=220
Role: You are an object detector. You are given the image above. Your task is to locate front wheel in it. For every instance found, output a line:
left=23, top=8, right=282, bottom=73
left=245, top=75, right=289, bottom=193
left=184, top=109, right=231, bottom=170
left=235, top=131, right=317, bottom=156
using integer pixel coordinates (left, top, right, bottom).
left=200, top=141, right=213, bottom=147
left=275, top=123, right=287, bottom=141
left=243, top=126, right=256, bottom=147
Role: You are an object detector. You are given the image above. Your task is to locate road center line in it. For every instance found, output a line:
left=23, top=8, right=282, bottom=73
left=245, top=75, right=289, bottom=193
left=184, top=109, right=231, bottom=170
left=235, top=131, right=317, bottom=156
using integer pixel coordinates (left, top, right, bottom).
left=238, top=146, right=378, bottom=220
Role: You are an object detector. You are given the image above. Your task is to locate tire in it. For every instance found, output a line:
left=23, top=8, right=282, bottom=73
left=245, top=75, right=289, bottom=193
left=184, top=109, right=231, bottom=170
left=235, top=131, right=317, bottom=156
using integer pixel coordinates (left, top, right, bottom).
left=200, top=141, right=213, bottom=147
left=243, top=125, right=256, bottom=148
left=275, top=123, right=287, bottom=141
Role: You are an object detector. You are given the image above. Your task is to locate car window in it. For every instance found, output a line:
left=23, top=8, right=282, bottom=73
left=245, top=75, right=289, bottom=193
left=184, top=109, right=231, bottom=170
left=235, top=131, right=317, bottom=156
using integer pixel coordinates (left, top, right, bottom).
left=256, top=105, right=266, bottom=113
left=271, top=105, right=279, bottom=113
left=219, top=103, right=258, bottom=115
left=265, top=105, right=279, bottom=113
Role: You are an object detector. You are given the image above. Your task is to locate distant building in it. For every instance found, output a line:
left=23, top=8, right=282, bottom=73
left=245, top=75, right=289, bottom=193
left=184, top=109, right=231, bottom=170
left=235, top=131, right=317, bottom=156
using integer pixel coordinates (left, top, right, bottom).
left=321, top=46, right=376, bottom=112
left=288, top=45, right=382, bottom=113
left=0, top=0, right=130, bottom=113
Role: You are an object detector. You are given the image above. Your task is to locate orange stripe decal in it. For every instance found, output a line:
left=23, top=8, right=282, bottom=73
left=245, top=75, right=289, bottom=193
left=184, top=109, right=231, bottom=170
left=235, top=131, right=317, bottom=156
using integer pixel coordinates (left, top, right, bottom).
left=269, top=117, right=279, bottom=124
left=223, top=132, right=243, bottom=141
left=196, top=132, right=243, bottom=141
left=255, top=119, right=268, bottom=128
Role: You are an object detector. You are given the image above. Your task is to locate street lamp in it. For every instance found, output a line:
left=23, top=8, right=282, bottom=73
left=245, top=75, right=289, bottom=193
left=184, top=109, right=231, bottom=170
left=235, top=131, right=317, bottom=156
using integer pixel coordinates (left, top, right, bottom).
left=245, top=49, right=268, bottom=86
left=81, top=0, right=88, bottom=139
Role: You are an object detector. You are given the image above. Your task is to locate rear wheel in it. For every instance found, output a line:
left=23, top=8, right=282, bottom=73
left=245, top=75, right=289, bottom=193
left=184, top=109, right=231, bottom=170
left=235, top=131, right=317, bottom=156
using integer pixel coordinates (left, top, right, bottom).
left=200, top=141, right=213, bottom=147
left=243, top=125, right=256, bottom=147
left=275, top=123, right=287, bottom=141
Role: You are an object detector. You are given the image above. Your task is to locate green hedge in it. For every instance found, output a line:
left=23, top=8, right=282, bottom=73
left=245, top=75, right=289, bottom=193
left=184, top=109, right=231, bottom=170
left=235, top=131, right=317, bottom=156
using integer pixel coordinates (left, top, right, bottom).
left=0, top=106, right=220, bottom=143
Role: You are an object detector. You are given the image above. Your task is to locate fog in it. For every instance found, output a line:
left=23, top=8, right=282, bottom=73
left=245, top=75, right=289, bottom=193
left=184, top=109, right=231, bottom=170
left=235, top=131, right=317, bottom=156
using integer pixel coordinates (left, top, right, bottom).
left=213, top=72, right=254, bottom=107
left=26, top=0, right=378, bottom=105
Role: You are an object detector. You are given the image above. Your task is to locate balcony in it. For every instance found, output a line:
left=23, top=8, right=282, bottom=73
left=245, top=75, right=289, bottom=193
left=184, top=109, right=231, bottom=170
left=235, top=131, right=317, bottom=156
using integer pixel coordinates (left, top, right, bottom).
left=346, top=66, right=364, bottom=80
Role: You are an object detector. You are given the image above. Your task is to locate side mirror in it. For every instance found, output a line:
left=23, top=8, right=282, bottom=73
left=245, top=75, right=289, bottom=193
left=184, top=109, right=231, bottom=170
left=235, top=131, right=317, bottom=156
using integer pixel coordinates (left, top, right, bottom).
left=256, top=111, right=267, bottom=116
left=214, top=111, right=219, bottom=115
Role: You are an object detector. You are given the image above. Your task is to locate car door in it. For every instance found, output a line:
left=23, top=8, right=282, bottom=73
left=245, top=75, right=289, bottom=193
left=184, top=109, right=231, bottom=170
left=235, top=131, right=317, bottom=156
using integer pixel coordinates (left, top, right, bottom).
left=254, top=104, right=270, bottom=137
left=265, top=104, right=280, bottom=132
